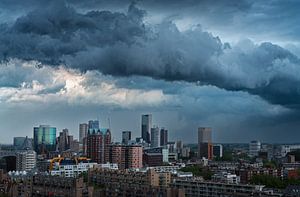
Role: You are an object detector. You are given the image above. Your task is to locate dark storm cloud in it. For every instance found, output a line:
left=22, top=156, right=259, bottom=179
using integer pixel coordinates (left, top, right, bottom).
left=1, top=1, right=300, bottom=108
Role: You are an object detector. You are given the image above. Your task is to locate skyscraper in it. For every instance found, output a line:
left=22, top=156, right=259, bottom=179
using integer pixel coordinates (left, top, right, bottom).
left=88, top=120, right=99, bottom=130
left=198, top=127, right=213, bottom=160
left=33, top=125, right=56, bottom=154
left=122, top=131, right=131, bottom=145
left=160, top=128, right=168, bottom=147
left=79, top=123, right=88, bottom=143
left=249, top=140, right=261, bottom=157
left=141, top=114, right=152, bottom=143
left=151, top=127, right=160, bottom=148
left=58, top=129, right=69, bottom=152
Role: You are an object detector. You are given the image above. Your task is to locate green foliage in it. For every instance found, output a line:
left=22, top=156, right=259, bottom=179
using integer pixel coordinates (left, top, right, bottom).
left=263, top=160, right=277, bottom=169
left=250, top=175, right=300, bottom=189
left=180, top=165, right=213, bottom=180
left=214, top=151, right=233, bottom=162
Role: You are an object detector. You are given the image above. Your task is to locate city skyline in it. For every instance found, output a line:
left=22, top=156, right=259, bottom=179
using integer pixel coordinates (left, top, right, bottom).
left=1, top=0, right=300, bottom=143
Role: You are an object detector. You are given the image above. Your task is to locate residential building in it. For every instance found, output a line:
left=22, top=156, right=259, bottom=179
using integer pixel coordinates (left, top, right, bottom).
left=122, top=131, right=131, bottom=145
left=89, top=168, right=184, bottom=197
left=16, top=150, right=36, bottom=171
left=86, top=128, right=111, bottom=164
left=108, top=144, right=143, bottom=169
left=171, top=178, right=264, bottom=197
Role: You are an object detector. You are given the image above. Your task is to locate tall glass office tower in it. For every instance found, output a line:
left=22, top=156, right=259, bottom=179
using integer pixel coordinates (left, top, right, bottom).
left=141, top=114, right=152, bottom=144
left=33, top=125, right=56, bottom=154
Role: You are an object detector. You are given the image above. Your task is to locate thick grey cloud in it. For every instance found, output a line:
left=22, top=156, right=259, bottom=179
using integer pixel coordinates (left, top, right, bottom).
left=1, top=1, right=300, bottom=143
left=0, top=1, right=300, bottom=108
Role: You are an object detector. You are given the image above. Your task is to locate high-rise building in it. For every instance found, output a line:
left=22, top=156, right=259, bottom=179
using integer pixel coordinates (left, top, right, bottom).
left=151, top=127, right=160, bottom=148
left=122, top=131, right=131, bottom=145
left=87, top=128, right=111, bottom=164
left=88, top=120, right=99, bottom=130
left=16, top=150, right=36, bottom=171
left=13, top=137, right=26, bottom=150
left=79, top=123, right=88, bottom=144
left=213, top=144, right=223, bottom=158
left=198, top=127, right=213, bottom=160
left=141, top=114, right=152, bottom=144
left=160, top=128, right=168, bottom=147
left=249, top=140, right=261, bottom=157
left=108, top=144, right=143, bottom=169
left=33, top=125, right=56, bottom=154
left=176, top=140, right=183, bottom=155
left=58, top=129, right=70, bottom=152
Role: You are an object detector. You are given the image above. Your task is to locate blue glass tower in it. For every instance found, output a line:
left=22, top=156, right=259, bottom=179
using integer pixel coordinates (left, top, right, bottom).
left=33, top=125, right=56, bottom=154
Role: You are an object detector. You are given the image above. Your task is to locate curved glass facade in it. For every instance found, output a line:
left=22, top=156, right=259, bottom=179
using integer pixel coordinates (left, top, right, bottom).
left=33, top=125, right=56, bottom=154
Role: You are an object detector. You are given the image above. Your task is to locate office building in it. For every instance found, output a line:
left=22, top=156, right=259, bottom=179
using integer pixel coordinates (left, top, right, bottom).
left=151, top=126, right=160, bottom=147
left=160, top=128, right=168, bottom=147
left=198, top=127, right=213, bottom=160
left=13, top=137, right=26, bottom=150
left=88, top=120, right=99, bottom=130
left=79, top=123, right=88, bottom=144
left=33, top=125, right=57, bottom=154
left=122, top=131, right=131, bottom=145
left=141, top=114, right=152, bottom=143
left=57, top=129, right=69, bottom=152
left=16, top=150, right=36, bottom=171
left=86, top=128, right=111, bottom=164
left=249, top=140, right=261, bottom=157
left=181, top=147, right=190, bottom=158
left=213, top=144, right=223, bottom=158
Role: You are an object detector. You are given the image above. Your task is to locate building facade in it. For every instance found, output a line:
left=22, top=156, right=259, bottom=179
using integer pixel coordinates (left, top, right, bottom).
left=198, top=127, right=213, bottom=160
left=79, top=123, right=88, bottom=144
left=33, top=125, right=56, bottom=154
left=160, top=128, right=168, bottom=147
left=151, top=127, right=160, bottom=148
left=141, top=114, right=152, bottom=144
left=16, top=150, right=36, bottom=172
left=122, top=131, right=131, bottom=145
left=86, top=129, right=111, bottom=164
left=108, top=144, right=143, bottom=169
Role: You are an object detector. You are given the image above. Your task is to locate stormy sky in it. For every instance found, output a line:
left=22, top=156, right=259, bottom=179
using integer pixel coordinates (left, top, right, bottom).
left=1, top=0, right=300, bottom=144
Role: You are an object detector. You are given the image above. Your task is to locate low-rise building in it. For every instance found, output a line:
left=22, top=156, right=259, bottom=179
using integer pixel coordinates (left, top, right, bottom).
left=49, top=157, right=97, bottom=177
left=171, top=178, right=265, bottom=197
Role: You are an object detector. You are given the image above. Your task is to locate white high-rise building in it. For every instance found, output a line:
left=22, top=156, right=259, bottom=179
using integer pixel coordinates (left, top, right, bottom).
left=16, top=150, right=36, bottom=171
left=150, top=127, right=160, bottom=148
left=79, top=123, right=88, bottom=143
left=249, top=140, right=261, bottom=157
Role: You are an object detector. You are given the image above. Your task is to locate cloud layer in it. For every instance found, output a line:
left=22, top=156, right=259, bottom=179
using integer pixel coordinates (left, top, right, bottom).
left=0, top=1, right=300, bottom=143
